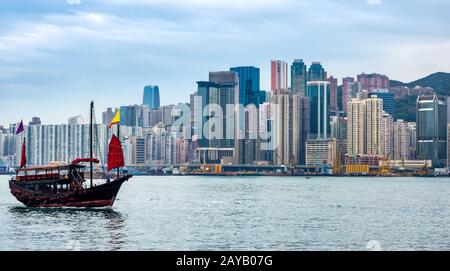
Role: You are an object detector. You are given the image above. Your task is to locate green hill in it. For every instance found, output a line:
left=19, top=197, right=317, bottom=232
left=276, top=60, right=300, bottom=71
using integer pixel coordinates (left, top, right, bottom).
left=391, top=72, right=450, bottom=96
left=390, top=72, right=450, bottom=122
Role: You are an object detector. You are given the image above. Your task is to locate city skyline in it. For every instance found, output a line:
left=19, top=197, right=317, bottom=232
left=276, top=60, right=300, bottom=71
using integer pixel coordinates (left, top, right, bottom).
left=2, top=0, right=450, bottom=124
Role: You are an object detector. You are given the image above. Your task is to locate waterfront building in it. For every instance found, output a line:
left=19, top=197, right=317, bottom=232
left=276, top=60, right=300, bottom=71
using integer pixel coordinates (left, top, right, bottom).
left=448, top=124, right=450, bottom=167
left=369, top=89, right=395, bottom=116
left=272, top=94, right=309, bottom=165
left=357, top=73, right=390, bottom=91
left=291, top=59, right=307, bottom=96
left=347, top=97, right=383, bottom=156
left=380, top=112, right=393, bottom=158
left=393, top=120, right=409, bottom=161
left=306, top=81, right=331, bottom=139
left=407, top=122, right=417, bottom=160
left=193, top=71, right=238, bottom=164
left=102, top=108, right=115, bottom=125
left=416, top=94, right=448, bottom=168
left=308, top=62, right=326, bottom=81
left=143, top=85, right=160, bottom=110
left=271, top=60, right=288, bottom=94
left=230, top=67, right=266, bottom=164
left=306, top=138, right=346, bottom=167
left=130, top=136, right=146, bottom=165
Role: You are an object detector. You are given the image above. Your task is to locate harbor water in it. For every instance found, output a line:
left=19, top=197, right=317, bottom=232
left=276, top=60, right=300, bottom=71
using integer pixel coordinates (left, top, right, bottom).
left=1, top=175, right=450, bottom=251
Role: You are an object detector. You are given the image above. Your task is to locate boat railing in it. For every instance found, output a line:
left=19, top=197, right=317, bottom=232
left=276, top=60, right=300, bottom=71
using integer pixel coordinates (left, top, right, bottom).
left=70, top=171, right=86, bottom=189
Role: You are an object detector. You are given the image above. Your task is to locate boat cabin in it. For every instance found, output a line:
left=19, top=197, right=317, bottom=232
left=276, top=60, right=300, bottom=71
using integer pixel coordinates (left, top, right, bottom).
left=15, top=164, right=85, bottom=182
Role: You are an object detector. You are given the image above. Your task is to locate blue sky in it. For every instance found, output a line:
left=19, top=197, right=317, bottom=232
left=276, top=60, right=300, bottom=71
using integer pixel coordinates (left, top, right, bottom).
left=1, top=0, right=450, bottom=125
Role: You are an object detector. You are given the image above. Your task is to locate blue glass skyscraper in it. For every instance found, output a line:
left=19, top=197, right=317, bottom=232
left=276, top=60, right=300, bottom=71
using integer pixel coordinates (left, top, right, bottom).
left=308, top=62, right=326, bottom=81
left=306, top=81, right=331, bottom=139
left=143, top=85, right=160, bottom=110
left=291, top=59, right=307, bottom=96
left=230, top=66, right=262, bottom=106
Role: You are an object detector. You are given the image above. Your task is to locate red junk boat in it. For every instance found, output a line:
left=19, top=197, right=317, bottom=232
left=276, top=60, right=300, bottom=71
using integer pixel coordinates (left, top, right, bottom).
left=9, top=102, right=132, bottom=207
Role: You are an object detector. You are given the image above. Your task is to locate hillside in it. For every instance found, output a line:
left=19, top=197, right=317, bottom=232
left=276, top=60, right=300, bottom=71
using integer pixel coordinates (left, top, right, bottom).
left=391, top=72, right=450, bottom=96
left=390, top=72, right=450, bottom=122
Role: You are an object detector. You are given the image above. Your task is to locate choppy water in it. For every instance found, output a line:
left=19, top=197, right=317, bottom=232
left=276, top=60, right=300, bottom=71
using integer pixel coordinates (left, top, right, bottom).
left=1, top=175, right=450, bottom=251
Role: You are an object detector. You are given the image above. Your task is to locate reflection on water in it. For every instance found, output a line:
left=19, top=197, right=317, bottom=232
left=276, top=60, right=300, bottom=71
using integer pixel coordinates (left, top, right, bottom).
left=7, top=206, right=126, bottom=250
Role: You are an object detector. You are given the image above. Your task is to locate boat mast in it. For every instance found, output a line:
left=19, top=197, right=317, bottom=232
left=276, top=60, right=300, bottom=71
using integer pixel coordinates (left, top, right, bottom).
left=90, top=101, right=94, bottom=188
left=117, top=122, right=120, bottom=179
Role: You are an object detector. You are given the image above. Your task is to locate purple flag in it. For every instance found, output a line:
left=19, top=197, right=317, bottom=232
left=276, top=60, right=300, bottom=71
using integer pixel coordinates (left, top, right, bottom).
left=15, top=120, right=24, bottom=135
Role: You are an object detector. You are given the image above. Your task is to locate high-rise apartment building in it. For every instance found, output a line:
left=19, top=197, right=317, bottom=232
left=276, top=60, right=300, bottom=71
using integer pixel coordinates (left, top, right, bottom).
left=347, top=96, right=383, bottom=156
left=393, top=120, right=409, bottom=161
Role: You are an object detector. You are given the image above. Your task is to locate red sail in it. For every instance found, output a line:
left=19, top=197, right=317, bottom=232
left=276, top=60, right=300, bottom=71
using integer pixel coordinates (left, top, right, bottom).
left=107, top=134, right=124, bottom=172
left=20, top=138, right=27, bottom=169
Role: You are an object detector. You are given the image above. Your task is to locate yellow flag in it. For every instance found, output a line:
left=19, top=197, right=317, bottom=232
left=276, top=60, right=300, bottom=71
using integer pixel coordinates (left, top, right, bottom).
left=108, top=109, right=120, bottom=128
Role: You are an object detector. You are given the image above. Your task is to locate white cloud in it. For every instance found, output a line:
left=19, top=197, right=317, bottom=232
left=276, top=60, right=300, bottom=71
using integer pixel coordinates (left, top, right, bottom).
left=367, top=0, right=382, bottom=5
left=67, top=0, right=82, bottom=5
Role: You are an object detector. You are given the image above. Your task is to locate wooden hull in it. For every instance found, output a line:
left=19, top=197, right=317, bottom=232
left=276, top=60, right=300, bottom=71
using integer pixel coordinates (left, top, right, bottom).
left=9, top=175, right=132, bottom=208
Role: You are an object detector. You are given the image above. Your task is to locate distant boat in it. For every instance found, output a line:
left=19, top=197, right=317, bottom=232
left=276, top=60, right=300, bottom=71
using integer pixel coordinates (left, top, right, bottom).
left=9, top=102, right=132, bottom=207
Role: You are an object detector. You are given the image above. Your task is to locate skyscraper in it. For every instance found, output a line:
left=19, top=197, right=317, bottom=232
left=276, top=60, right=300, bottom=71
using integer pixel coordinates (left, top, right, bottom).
left=229, top=67, right=266, bottom=165
left=347, top=96, right=383, bottom=156
left=194, top=71, right=238, bottom=164
left=393, top=120, right=408, bottom=161
left=272, top=94, right=309, bottom=165
left=271, top=60, right=288, bottom=94
left=365, top=96, right=383, bottom=155
left=416, top=94, right=448, bottom=168
left=230, top=66, right=261, bottom=106
left=291, top=59, right=307, bottom=96
left=143, top=85, right=161, bottom=110
left=380, top=112, right=393, bottom=157
left=342, top=77, right=355, bottom=113
left=327, top=76, right=338, bottom=114
left=308, top=62, right=326, bottom=81
left=306, top=81, right=331, bottom=139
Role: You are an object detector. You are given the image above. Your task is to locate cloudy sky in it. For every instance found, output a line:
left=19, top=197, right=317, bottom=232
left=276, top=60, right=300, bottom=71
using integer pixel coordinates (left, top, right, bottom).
left=1, top=0, right=450, bottom=125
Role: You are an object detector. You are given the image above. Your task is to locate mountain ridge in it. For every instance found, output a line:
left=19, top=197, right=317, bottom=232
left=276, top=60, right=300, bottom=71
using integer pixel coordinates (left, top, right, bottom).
left=390, top=72, right=450, bottom=96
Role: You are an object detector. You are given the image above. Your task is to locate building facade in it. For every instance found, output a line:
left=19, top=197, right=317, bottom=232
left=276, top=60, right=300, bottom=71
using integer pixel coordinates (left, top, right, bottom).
left=143, top=85, right=161, bottom=110
left=306, top=81, right=331, bottom=139
left=416, top=94, right=448, bottom=168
